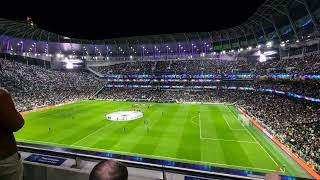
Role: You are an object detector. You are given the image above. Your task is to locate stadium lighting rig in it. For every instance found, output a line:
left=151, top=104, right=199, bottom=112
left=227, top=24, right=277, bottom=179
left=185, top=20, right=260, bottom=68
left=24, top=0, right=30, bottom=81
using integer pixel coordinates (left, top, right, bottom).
left=259, top=54, right=267, bottom=62
left=266, top=41, right=273, bottom=48
left=56, top=53, right=64, bottom=58
left=65, top=61, right=74, bottom=69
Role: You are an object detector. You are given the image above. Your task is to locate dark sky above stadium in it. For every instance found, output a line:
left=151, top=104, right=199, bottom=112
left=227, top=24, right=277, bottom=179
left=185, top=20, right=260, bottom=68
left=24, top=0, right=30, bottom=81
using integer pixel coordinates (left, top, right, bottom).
left=1, top=0, right=265, bottom=40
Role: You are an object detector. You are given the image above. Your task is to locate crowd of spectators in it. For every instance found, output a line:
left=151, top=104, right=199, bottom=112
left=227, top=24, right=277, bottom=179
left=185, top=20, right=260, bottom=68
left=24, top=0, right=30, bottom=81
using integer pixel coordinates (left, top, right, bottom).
left=97, top=88, right=320, bottom=172
left=0, top=58, right=103, bottom=111
left=91, top=59, right=255, bottom=75
left=105, top=78, right=320, bottom=99
left=91, top=51, right=320, bottom=75
left=1, top=56, right=319, bottom=173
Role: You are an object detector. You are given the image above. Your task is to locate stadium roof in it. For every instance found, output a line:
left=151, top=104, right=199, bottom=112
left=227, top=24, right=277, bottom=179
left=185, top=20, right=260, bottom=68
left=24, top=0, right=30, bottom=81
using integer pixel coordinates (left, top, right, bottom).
left=0, top=0, right=319, bottom=54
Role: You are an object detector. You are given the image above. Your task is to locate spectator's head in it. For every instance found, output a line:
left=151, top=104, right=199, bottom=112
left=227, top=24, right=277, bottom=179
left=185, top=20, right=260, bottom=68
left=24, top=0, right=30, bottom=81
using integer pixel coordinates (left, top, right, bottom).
left=89, top=160, right=128, bottom=180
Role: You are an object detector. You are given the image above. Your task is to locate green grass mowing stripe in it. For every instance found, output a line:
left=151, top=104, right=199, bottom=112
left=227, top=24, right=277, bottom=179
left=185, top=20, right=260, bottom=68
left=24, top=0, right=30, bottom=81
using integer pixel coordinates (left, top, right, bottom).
left=226, top=106, right=280, bottom=168
left=129, top=104, right=181, bottom=156
left=175, top=105, right=201, bottom=161
left=110, top=104, right=166, bottom=153
left=70, top=102, right=132, bottom=145
left=227, top=105, right=312, bottom=178
left=20, top=101, right=109, bottom=144
left=208, top=110, right=254, bottom=168
left=248, top=126, right=312, bottom=178
left=16, top=138, right=281, bottom=173
left=15, top=101, right=312, bottom=178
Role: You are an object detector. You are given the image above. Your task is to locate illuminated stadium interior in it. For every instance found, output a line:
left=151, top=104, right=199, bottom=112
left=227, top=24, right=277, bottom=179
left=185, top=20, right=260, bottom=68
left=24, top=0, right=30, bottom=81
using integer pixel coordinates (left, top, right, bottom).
left=1, top=0, right=320, bottom=179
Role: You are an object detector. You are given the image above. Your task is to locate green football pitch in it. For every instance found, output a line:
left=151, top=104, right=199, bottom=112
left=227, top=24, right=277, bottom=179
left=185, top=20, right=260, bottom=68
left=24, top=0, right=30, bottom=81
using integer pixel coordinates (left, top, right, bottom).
left=15, top=100, right=311, bottom=178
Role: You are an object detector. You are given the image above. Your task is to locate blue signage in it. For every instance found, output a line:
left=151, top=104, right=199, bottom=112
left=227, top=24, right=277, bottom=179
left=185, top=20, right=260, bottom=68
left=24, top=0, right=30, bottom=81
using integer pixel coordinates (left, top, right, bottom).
left=25, top=154, right=66, bottom=166
left=185, top=176, right=210, bottom=180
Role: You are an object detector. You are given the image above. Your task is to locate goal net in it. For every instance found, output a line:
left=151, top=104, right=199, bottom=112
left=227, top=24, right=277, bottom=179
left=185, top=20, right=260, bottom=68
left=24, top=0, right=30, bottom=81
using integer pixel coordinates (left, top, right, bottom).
left=238, top=114, right=250, bottom=127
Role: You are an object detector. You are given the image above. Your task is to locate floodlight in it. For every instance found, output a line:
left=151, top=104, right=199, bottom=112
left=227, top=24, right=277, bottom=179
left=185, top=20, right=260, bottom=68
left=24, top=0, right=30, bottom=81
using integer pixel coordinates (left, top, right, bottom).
left=66, top=61, right=74, bottom=69
left=266, top=41, right=273, bottom=48
left=259, top=54, right=267, bottom=62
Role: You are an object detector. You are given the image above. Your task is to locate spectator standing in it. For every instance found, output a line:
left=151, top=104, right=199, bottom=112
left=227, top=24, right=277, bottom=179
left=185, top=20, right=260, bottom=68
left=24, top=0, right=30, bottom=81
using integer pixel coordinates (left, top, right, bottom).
left=0, top=88, right=25, bottom=180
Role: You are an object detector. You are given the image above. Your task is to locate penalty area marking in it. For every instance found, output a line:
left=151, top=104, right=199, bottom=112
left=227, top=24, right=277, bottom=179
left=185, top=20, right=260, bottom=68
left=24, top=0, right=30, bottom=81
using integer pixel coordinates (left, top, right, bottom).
left=15, top=138, right=283, bottom=173
left=226, top=106, right=280, bottom=168
left=198, top=112, right=256, bottom=143
left=222, top=114, right=246, bottom=131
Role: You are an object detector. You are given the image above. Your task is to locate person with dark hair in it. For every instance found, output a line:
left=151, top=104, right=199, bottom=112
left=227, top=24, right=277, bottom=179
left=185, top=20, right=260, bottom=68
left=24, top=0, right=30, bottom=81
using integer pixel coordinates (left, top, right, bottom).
left=89, top=159, right=128, bottom=180
left=0, top=88, right=25, bottom=180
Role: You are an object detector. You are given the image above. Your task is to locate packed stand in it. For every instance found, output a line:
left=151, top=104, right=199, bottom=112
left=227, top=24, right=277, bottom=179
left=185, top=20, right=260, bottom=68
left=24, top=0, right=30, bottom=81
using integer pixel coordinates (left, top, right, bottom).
left=97, top=88, right=320, bottom=172
left=91, top=52, right=320, bottom=75
left=0, top=58, right=103, bottom=111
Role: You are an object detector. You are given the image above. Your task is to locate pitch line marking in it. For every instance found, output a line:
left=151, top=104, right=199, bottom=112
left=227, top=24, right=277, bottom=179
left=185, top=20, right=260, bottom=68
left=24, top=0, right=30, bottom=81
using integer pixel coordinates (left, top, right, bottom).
left=198, top=112, right=255, bottom=143
left=71, top=106, right=127, bottom=145
left=200, top=138, right=257, bottom=144
left=222, top=114, right=246, bottom=131
left=227, top=106, right=280, bottom=168
left=71, top=122, right=114, bottom=146
left=198, top=113, right=203, bottom=139
left=16, top=138, right=283, bottom=173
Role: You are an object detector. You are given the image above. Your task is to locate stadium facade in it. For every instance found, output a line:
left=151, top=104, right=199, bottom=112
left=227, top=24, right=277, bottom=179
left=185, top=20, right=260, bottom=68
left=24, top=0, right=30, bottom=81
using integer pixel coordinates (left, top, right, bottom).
left=0, top=0, right=319, bottom=61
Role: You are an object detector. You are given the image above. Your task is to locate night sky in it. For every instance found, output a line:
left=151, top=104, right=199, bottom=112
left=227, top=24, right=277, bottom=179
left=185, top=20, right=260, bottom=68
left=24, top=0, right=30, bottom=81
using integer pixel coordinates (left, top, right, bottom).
left=1, top=0, right=265, bottom=40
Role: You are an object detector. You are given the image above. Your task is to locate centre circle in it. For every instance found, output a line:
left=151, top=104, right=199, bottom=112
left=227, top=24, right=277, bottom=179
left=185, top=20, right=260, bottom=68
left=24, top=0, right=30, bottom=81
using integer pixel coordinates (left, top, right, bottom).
left=106, top=111, right=143, bottom=122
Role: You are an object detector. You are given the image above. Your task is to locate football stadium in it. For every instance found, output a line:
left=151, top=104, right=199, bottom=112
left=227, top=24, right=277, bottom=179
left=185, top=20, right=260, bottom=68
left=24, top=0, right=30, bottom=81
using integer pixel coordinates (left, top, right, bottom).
left=1, top=0, right=320, bottom=179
